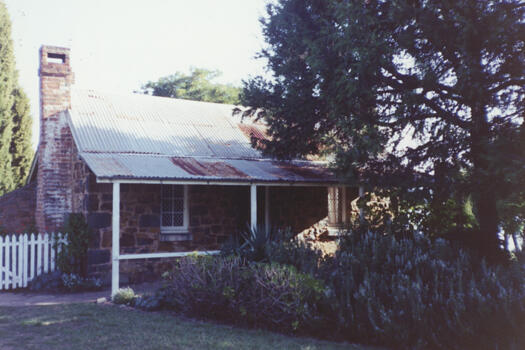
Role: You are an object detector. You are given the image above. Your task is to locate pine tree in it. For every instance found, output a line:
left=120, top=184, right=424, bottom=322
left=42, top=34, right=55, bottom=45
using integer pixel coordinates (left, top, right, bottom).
left=10, top=87, right=33, bottom=187
left=0, top=2, right=33, bottom=195
left=0, top=1, right=16, bottom=195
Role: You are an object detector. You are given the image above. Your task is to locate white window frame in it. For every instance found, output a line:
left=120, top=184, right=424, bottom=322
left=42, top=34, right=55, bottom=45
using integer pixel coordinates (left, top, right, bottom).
left=160, top=184, right=190, bottom=234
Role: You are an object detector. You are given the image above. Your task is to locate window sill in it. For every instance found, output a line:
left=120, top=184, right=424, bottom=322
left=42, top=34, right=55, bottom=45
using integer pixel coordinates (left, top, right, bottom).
left=160, top=232, right=192, bottom=242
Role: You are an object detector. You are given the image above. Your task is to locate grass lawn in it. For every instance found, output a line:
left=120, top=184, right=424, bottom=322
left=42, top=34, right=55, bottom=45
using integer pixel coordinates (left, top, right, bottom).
left=0, top=303, right=378, bottom=350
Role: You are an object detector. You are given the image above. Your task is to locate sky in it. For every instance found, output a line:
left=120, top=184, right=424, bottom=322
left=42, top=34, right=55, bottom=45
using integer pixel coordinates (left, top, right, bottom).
left=4, top=0, right=269, bottom=148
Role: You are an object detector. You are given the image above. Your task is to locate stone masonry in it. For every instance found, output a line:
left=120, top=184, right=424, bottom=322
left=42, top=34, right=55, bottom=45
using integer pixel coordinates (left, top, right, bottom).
left=35, top=46, right=75, bottom=232
left=0, top=182, right=36, bottom=233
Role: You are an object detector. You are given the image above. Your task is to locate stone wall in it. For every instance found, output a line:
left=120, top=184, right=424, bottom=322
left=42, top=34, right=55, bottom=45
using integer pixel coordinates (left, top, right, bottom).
left=82, top=178, right=332, bottom=282
left=0, top=182, right=36, bottom=233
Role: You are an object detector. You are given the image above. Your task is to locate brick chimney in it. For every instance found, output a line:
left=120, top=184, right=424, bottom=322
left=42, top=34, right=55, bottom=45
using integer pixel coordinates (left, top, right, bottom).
left=35, top=46, right=75, bottom=232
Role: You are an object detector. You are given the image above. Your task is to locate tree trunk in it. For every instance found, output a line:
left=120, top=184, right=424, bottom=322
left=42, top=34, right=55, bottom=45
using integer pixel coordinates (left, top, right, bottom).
left=470, top=102, right=501, bottom=260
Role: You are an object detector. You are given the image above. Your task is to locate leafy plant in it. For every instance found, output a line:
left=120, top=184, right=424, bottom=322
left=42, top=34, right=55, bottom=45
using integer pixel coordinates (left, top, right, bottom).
left=159, top=255, right=327, bottom=333
left=57, top=213, right=90, bottom=276
left=28, top=271, right=103, bottom=292
left=112, top=287, right=136, bottom=305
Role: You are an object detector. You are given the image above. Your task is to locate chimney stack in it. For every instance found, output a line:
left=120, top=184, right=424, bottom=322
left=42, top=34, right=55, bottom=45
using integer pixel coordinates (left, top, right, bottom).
left=36, top=45, right=75, bottom=231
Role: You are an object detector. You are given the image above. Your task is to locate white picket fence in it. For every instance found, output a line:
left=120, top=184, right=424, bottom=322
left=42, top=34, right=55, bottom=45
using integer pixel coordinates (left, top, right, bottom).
left=0, top=233, right=68, bottom=290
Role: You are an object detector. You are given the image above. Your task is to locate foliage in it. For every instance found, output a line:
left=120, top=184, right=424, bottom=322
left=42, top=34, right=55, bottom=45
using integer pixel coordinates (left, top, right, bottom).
left=61, top=273, right=103, bottom=292
left=0, top=3, right=33, bottom=195
left=156, top=229, right=525, bottom=349
left=222, top=226, right=324, bottom=276
left=10, top=87, right=33, bottom=188
left=141, top=68, right=241, bottom=104
left=112, top=287, right=136, bottom=305
left=242, top=0, right=525, bottom=259
left=133, top=293, right=162, bottom=311
left=57, top=213, right=91, bottom=276
left=28, top=271, right=103, bottom=292
left=320, top=230, right=525, bottom=349
left=158, top=255, right=327, bottom=334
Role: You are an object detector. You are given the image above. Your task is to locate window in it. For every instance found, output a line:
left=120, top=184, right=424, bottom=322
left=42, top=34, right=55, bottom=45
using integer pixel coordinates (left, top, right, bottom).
left=161, top=185, right=189, bottom=235
left=327, top=186, right=347, bottom=231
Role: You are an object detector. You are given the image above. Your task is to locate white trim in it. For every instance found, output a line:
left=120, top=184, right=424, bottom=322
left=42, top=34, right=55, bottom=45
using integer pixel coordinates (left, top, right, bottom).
left=118, top=250, right=220, bottom=260
left=250, top=184, right=257, bottom=229
left=96, top=178, right=337, bottom=187
left=111, top=182, right=120, bottom=297
left=359, top=185, right=365, bottom=220
left=265, top=186, right=270, bottom=234
left=341, top=186, right=347, bottom=224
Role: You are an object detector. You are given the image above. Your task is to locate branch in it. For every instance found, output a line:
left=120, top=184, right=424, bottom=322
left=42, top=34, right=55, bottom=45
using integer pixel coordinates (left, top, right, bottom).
left=489, top=79, right=525, bottom=94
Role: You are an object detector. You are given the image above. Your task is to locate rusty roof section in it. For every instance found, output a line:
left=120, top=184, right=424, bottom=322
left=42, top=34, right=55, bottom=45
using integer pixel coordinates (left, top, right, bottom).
left=171, top=157, right=250, bottom=178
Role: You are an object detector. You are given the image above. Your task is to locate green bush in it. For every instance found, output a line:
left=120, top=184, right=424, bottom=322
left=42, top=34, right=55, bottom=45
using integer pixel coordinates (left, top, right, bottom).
left=150, top=230, right=524, bottom=349
left=323, top=231, right=525, bottom=349
left=112, top=287, right=136, bottom=305
left=28, top=271, right=103, bottom=292
left=57, top=213, right=90, bottom=276
left=159, top=255, right=327, bottom=333
left=222, top=226, right=324, bottom=276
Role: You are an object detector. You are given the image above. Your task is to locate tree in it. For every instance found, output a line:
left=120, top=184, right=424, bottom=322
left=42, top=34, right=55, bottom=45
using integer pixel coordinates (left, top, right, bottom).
left=10, top=87, right=33, bottom=188
left=141, top=68, right=241, bottom=104
left=0, top=2, right=33, bottom=195
left=0, top=1, right=16, bottom=195
left=242, top=0, right=525, bottom=258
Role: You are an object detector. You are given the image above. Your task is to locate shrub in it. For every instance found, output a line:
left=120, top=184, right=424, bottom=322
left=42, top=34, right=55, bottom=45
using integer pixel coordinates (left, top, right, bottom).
left=28, top=272, right=103, bottom=292
left=222, top=226, right=324, bottom=276
left=57, top=213, right=90, bottom=276
left=323, top=230, right=525, bottom=349
left=160, top=255, right=327, bottom=333
left=112, top=287, right=136, bottom=305
left=61, top=273, right=103, bottom=292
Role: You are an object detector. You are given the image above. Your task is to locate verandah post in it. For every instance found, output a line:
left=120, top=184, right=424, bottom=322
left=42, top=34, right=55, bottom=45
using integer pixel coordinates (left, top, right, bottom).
left=111, top=181, right=120, bottom=297
left=250, top=184, right=257, bottom=230
left=265, top=186, right=270, bottom=234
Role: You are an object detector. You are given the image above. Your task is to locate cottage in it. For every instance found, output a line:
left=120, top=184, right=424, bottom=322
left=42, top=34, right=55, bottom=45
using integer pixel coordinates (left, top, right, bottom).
left=0, top=46, right=359, bottom=294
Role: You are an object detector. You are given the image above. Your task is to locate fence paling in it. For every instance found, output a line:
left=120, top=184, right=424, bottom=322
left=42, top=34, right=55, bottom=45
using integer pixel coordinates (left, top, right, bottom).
left=0, top=233, right=67, bottom=290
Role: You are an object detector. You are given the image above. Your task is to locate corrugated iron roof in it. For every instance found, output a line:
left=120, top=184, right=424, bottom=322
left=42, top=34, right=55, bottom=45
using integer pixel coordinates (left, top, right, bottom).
left=68, top=89, right=337, bottom=184
left=70, top=90, right=261, bottom=159
left=80, top=153, right=336, bottom=183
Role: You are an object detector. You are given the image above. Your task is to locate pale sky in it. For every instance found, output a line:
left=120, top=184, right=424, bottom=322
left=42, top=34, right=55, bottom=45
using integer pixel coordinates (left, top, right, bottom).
left=4, top=0, right=269, bottom=148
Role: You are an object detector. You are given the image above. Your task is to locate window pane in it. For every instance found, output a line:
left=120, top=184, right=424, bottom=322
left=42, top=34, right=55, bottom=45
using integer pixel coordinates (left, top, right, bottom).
left=162, top=213, right=172, bottom=226
left=173, top=198, right=184, bottom=212
left=173, top=212, right=184, bottom=226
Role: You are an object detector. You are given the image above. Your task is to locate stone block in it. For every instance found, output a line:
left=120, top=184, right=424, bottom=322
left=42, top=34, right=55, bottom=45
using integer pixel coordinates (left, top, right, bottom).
left=139, top=214, right=160, bottom=227
left=87, top=212, right=111, bottom=229
left=87, top=249, right=110, bottom=265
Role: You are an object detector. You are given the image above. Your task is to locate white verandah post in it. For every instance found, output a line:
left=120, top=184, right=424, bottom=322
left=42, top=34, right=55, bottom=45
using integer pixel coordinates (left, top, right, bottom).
left=265, top=186, right=270, bottom=234
left=111, top=181, right=120, bottom=297
left=250, top=184, right=257, bottom=230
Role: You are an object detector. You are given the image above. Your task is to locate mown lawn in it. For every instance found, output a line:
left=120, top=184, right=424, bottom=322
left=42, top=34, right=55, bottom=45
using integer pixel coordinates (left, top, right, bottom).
left=0, top=303, right=378, bottom=350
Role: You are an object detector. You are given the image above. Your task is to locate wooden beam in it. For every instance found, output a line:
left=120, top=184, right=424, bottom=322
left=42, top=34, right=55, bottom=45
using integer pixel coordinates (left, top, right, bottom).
left=119, top=250, right=220, bottom=260
left=250, top=184, right=257, bottom=230
left=111, top=181, right=120, bottom=297
left=96, top=178, right=338, bottom=187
